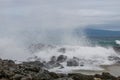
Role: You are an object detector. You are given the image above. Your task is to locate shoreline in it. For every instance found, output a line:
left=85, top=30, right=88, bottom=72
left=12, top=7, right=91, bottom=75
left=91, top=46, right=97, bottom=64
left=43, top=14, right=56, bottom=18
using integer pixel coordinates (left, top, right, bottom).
left=69, top=64, right=120, bottom=77
left=0, top=58, right=120, bottom=80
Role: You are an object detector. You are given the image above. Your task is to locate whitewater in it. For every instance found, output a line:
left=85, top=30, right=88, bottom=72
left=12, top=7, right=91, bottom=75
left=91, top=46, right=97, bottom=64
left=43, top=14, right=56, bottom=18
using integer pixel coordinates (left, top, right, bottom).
left=115, top=40, right=120, bottom=45
left=0, top=0, right=120, bottom=74
left=27, top=43, right=120, bottom=73
left=0, top=36, right=120, bottom=73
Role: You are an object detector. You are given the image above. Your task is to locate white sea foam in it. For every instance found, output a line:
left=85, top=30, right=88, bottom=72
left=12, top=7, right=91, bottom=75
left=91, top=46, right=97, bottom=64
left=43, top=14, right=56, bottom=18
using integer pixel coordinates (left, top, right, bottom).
left=32, top=45, right=119, bottom=72
left=115, top=40, right=120, bottom=45
left=0, top=38, right=119, bottom=72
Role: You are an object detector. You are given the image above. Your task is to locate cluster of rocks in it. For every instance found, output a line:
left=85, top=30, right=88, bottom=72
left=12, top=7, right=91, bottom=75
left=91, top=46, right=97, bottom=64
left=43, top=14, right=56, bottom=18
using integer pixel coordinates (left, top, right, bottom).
left=108, top=56, right=120, bottom=63
left=0, top=58, right=120, bottom=80
left=29, top=54, right=120, bottom=70
left=45, top=55, right=67, bottom=69
left=27, top=54, right=120, bottom=71
left=44, top=55, right=84, bottom=69
left=113, top=46, right=120, bottom=53
left=0, top=58, right=66, bottom=80
left=27, top=54, right=81, bottom=69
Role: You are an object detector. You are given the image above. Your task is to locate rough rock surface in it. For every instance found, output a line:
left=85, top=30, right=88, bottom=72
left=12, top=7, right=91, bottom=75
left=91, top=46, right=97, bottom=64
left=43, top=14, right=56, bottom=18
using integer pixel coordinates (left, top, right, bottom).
left=113, top=46, right=120, bottom=53
left=0, top=58, right=120, bottom=80
left=67, top=58, right=79, bottom=66
left=58, top=48, right=66, bottom=53
left=57, top=55, right=67, bottom=63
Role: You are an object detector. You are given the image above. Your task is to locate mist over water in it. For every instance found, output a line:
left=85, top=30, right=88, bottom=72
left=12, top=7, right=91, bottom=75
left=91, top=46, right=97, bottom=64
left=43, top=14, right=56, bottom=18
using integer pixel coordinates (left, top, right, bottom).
left=0, top=0, right=88, bottom=61
left=0, top=0, right=120, bottom=71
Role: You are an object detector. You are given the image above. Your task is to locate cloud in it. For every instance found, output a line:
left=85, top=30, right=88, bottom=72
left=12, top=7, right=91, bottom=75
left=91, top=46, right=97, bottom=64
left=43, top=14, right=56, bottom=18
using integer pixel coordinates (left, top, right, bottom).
left=0, top=0, right=120, bottom=60
left=0, top=0, right=120, bottom=44
left=0, top=0, right=120, bottom=30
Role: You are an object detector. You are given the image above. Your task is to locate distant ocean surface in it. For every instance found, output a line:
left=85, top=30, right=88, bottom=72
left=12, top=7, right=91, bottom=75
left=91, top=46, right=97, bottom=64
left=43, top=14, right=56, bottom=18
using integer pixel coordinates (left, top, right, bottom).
left=88, top=37, right=120, bottom=47
left=28, top=29, right=120, bottom=73
left=84, top=28, right=120, bottom=47
left=1, top=28, right=120, bottom=73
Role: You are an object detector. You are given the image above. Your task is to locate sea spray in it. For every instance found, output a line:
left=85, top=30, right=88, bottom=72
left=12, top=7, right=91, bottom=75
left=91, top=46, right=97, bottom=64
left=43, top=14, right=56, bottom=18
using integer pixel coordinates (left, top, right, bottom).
left=28, top=44, right=119, bottom=72
left=115, top=40, right=120, bottom=45
left=0, top=0, right=120, bottom=73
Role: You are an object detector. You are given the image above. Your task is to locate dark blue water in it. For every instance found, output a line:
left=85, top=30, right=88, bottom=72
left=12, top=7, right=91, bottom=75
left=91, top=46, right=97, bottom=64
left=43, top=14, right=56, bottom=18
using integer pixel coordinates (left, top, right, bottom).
left=83, top=28, right=120, bottom=47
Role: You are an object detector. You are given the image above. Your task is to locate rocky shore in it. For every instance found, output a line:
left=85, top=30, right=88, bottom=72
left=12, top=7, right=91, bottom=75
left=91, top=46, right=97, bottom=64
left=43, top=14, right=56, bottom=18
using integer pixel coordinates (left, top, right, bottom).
left=0, top=59, right=120, bottom=80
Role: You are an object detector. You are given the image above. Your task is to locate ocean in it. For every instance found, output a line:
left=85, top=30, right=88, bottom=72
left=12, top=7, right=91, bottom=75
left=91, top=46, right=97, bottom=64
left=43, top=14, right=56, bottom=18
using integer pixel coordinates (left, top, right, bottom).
left=0, top=0, right=120, bottom=74
left=88, top=37, right=120, bottom=47
left=28, top=35, right=120, bottom=73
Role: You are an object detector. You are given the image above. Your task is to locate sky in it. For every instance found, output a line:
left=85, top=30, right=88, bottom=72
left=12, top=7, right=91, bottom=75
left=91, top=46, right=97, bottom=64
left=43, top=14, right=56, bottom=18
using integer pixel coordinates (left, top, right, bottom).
left=0, top=0, right=120, bottom=31
left=0, top=0, right=120, bottom=44
left=0, top=0, right=120, bottom=60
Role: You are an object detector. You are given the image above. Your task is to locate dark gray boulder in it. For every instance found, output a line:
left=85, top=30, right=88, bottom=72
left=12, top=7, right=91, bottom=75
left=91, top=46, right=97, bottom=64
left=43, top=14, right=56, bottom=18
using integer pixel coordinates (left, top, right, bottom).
left=113, top=46, right=120, bottom=53
left=101, top=72, right=117, bottom=80
left=45, top=56, right=62, bottom=69
left=54, top=77, right=73, bottom=80
left=108, top=56, right=120, bottom=61
left=67, top=58, right=79, bottom=66
left=51, top=56, right=57, bottom=63
left=12, top=74, right=24, bottom=80
left=108, top=56, right=120, bottom=63
left=58, top=48, right=66, bottom=53
left=57, top=55, right=67, bottom=63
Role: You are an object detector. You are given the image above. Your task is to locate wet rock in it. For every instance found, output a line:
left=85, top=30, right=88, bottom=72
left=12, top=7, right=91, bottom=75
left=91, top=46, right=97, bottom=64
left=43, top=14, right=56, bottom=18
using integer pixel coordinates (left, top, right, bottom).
left=54, top=77, right=73, bottom=80
left=0, top=58, right=120, bottom=80
left=51, top=56, right=57, bottom=63
left=46, top=61, right=61, bottom=69
left=68, top=73, right=94, bottom=80
left=12, top=74, right=24, bottom=80
left=49, top=72, right=61, bottom=79
left=101, top=72, right=117, bottom=80
left=94, top=78, right=102, bottom=80
left=0, top=78, right=9, bottom=80
left=57, top=55, right=67, bottom=63
left=113, top=46, right=120, bottom=53
left=45, top=55, right=66, bottom=69
left=108, top=56, right=120, bottom=61
left=80, top=64, right=84, bottom=66
left=67, top=58, right=79, bottom=66
left=73, top=57, right=79, bottom=61
left=21, top=75, right=32, bottom=80
left=58, top=48, right=66, bottom=53
left=21, top=77, right=32, bottom=80
left=94, top=74, right=102, bottom=79
left=59, top=65, right=64, bottom=69
left=22, top=61, right=44, bottom=68
left=0, top=69, right=15, bottom=79
left=33, top=70, right=52, bottom=80
left=108, top=56, right=120, bottom=63
left=117, top=76, right=120, bottom=80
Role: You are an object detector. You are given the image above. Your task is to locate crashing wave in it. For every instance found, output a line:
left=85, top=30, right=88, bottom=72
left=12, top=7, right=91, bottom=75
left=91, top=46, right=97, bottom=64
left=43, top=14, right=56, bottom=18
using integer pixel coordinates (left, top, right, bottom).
left=115, top=40, right=120, bottom=45
left=27, top=44, right=120, bottom=73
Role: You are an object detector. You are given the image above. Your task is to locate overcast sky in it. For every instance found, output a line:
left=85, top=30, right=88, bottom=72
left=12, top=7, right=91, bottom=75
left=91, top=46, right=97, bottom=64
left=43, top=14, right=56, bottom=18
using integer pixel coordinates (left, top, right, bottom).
left=1, top=0, right=120, bottom=60
left=0, top=0, right=120, bottom=45
left=0, top=0, right=120, bottom=31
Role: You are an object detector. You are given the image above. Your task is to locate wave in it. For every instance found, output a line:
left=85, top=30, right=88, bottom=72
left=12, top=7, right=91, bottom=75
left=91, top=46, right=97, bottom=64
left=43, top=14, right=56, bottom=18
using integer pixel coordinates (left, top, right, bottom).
left=27, top=44, right=120, bottom=73
left=0, top=38, right=120, bottom=73
left=115, top=40, right=120, bottom=45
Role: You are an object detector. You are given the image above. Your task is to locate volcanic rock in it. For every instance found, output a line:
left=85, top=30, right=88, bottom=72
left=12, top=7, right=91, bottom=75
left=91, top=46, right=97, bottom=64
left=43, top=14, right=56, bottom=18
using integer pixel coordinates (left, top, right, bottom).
left=57, top=55, right=67, bottom=63
left=67, top=58, right=79, bottom=66
left=101, top=72, right=117, bottom=80
left=58, top=48, right=66, bottom=53
left=113, top=46, right=120, bottom=53
left=0, top=58, right=120, bottom=80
